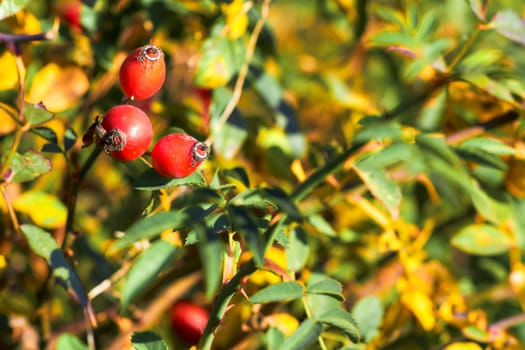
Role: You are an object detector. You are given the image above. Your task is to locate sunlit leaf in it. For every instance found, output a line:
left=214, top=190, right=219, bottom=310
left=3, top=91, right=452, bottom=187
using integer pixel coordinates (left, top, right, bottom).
left=13, top=190, right=67, bottom=229
left=352, top=296, right=383, bottom=342
left=4, top=150, right=52, bottom=183
left=120, top=240, right=180, bottom=310
left=444, top=342, right=483, bottom=350
left=250, top=281, right=304, bottom=303
left=286, top=226, right=309, bottom=272
left=27, top=63, right=89, bottom=112
left=490, top=9, right=525, bottom=46
left=0, top=0, right=30, bottom=20
left=133, top=168, right=207, bottom=190
left=109, top=209, right=204, bottom=253
left=278, top=319, right=322, bottom=350
left=0, top=51, right=18, bottom=91
left=131, top=331, right=168, bottom=350
left=452, top=224, right=511, bottom=256
left=24, top=101, right=54, bottom=126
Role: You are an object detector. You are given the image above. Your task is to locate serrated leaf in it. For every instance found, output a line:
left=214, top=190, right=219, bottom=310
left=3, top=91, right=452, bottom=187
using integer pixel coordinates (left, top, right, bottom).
left=20, top=225, right=91, bottom=311
left=24, top=102, right=54, bottom=126
left=120, top=240, right=180, bottom=310
left=490, top=9, right=525, bottom=46
left=306, top=278, right=345, bottom=302
left=56, top=333, right=88, bottom=350
left=286, top=226, right=309, bottom=271
left=317, top=308, right=360, bottom=343
left=133, top=168, right=206, bottom=190
left=278, top=319, right=322, bottom=350
left=13, top=190, right=67, bottom=229
left=452, top=224, right=511, bottom=256
left=352, top=296, right=383, bottom=342
left=250, top=281, right=304, bottom=303
left=131, top=331, right=168, bottom=350
left=109, top=209, right=196, bottom=253
left=354, top=117, right=403, bottom=144
left=5, top=150, right=52, bottom=183
left=0, top=0, right=30, bottom=21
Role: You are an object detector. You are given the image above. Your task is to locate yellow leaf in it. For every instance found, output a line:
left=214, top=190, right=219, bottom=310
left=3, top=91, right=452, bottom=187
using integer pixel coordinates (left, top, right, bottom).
left=13, top=191, right=67, bottom=229
left=265, top=313, right=299, bottom=336
left=444, top=342, right=483, bottom=350
left=0, top=103, right=18, bottom=135
left=401, top=288, right=435, bottom=331
left=221, top=0, right=249, bottom=39
left=8, top=10, right=41, bottom=35
left=27, top=63, right=89, bottom=112
left=0, top=51, right=18, bottom=91
left=505, top=157, right=525, bottom=198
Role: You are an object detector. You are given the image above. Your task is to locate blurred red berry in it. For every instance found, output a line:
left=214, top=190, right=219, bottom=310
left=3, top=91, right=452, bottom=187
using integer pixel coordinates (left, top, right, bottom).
left=170, top=301, right=209, bottom=345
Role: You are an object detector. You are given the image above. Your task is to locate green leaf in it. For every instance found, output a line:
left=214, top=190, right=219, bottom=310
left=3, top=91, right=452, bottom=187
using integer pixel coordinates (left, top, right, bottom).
left=131, top=331, right=168, bottom=350
left=457, top=49, right=503, bottom=74
left=56, top=333, right=89, bottom=350
left=0, top=0, right=30, bottom=21
left=278, top=318, right=322, bottom=350
left=250, top=281, right=304, bottom=303
left=317, top=308, right=360, bottom=343
left=133, top=168, right=206, bottom=190
left=4, top=150, right=52, bottom=183
left=109, top=209, right=195, bottom=253
left=194, top=223, right=224, bottom=299
left=228, top=205, right=265, bottom=266
left=64, top=128, right=77, bottom=152
left=513, top=200, right=525, bottom=251
left=452, top=224, right=512, bottom=256
left=120, top=240, right=180, bottom=310
left=490, top=9, right=525, bottom=46
left=352, top=296, right=383, bottom=342
left=25, top=102, right=54, bottom=125
left=286, top=226, right=309, bottom=272
left=467, top=180, right=511, bottom=224
left=354, top=117, right=403, bottom=144
left=20, top=225, right=91, bottom=311
left=353, top=165, right=401, bottom=218
left=307, top=214, right=337, bottom=237
left=306, top=278, right=345, bottom=302
left=454, top=140, right=510, bottom=171
left=463, top=73, right=514, bottom=102
left=264, top=327, right=285, bottom=350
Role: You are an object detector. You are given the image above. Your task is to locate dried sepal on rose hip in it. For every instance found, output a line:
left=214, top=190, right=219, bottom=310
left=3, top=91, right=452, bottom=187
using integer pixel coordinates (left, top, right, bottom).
left=119, top=44, right=166, bottom=101
left=151, top=133, right=209, bottom=178
left=82, top=105, right=153, bottom=161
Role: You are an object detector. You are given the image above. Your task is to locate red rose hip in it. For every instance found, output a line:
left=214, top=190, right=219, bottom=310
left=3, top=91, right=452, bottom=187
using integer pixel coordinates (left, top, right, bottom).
left=100, top=104, right=152, bottom=161
left=170, top=300, right=209, bottom=345
left=151, top=133, right=209, bottom=178
left=119, top=45, right=166, bottom=100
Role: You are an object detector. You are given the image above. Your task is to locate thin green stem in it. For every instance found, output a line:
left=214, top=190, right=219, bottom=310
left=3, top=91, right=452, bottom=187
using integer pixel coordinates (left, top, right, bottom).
left=302, top=296, right=329, bottom=350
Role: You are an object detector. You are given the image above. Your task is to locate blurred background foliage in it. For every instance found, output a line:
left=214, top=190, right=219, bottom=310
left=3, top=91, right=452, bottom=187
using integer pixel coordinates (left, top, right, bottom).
left=1, top=0, right=525, bottom=349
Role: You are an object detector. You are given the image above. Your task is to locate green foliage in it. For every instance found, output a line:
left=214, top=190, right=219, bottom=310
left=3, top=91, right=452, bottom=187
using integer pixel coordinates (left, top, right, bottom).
left=2, top=0, right=525, bottom=349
